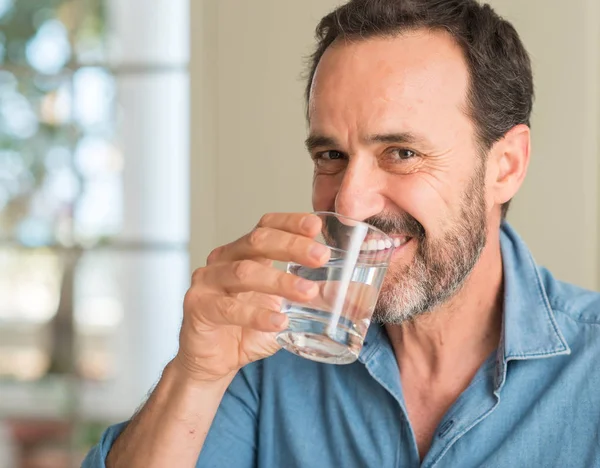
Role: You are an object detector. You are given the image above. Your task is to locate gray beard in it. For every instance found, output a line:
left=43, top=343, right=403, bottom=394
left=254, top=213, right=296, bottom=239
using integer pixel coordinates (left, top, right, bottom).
left=372, top=163, right=488, bottom=325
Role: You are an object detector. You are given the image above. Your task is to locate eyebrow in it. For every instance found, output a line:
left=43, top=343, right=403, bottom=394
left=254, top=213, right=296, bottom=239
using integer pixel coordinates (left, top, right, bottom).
left=305, top=134, right=338, bottom=152
left=367, top=132, right=425, bottom=145
left=305, top=131, right=430, bottom=152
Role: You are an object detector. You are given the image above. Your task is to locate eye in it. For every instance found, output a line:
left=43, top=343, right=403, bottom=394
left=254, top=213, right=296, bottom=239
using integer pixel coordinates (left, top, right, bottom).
left=389, top=148, right=417, bottom=160
left=316, top=150, right=345, bottom=161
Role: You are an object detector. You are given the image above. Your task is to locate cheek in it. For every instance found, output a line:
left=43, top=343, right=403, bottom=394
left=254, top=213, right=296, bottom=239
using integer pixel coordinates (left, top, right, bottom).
left=385, top=173, right=458, bottom=233
left=312, top=174, right=341, bottom=211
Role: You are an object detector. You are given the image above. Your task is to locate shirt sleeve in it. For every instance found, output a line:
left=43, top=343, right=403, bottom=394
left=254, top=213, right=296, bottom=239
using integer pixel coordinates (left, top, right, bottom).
left=80, top=361, right=262, bottom=468
left=196, top=361, right=262, bottom=467
left=81, top=421, right=129, bottom=468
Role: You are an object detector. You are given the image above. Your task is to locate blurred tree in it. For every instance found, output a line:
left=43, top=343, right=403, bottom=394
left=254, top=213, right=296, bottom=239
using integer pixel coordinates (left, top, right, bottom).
left=0, top=0, right=117, bottom=382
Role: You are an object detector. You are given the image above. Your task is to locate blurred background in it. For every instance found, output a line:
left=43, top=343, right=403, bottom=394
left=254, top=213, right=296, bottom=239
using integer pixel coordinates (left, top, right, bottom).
left=0, top=0, right=189, bottom=465
left=1, top=0, right=599, bottom=466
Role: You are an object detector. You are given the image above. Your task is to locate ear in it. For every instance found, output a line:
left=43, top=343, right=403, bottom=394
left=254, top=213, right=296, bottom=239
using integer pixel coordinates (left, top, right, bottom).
left=488, top=124, right=531, bottom=207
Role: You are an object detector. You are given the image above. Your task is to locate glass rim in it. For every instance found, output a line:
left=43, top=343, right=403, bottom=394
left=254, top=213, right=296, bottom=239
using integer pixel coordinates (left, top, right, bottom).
left=312, top=211, right=394, bottom=243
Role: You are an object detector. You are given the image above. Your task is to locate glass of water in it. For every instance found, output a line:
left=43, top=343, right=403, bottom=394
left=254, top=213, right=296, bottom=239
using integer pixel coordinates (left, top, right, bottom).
left=276, top=212, right=395, bottom=364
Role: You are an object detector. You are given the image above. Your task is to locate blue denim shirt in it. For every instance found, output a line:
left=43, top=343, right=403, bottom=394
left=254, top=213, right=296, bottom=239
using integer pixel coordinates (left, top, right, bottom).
left=84, top=223, right=600, bottom=467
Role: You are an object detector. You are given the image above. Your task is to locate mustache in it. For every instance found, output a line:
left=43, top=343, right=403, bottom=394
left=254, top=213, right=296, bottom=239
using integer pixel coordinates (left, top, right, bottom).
left=363, top=213, right=426, bottom=239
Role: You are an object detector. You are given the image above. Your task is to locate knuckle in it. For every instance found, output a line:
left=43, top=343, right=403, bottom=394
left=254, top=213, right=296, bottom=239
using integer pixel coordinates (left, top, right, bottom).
left=249, top=310, right=263, bottom=329
left=277, top=270, right=292, bottom=290
left=286, top=233, right=304, bottom=253
left=183, top=290, right=194, bottom=310
left=257, top=212, right=276, bottom=227
left=183, top=287, right=202, bottom=312
left=183, top=289, right=218, bottom=331
left=232, top=260, right=254, bottom=282
left=206, top=247, right=222, bottom=265
left=248, top=227, right=269, bottom=248
left=191, top=267, right=205, bottom=285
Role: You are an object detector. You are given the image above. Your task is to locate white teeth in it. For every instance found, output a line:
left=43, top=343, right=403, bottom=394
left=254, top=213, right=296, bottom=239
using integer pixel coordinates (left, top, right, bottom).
left=361, top=237, right=407, bottom=251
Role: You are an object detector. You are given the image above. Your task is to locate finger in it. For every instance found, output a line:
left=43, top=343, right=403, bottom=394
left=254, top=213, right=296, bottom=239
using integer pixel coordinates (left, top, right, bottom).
left=208, top=213, right=324, bottom=265
left=220, top=228, right=330, bottom=267
left=196, top=294, right=288, bottom=332
left=207, top=245, right=274, bottom=267
left=196, top=260, right=319, bottom=302
left=256, top=212, right=322, bottom=237
left=234, top=291, right=283, bottom=311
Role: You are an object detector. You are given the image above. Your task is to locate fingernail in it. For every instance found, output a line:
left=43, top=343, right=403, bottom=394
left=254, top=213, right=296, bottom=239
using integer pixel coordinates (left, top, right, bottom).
left=296, top=278, right=316, bottom=293
left=301, top=215, right=319, bottom=232
left=310, top=243, right=329, bottom=261
left=270, top=313, right=286, bottom=327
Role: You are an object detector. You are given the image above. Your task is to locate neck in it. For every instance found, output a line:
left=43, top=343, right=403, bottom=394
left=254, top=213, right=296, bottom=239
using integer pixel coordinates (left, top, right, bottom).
left=386, top=224, right=504, bottom=384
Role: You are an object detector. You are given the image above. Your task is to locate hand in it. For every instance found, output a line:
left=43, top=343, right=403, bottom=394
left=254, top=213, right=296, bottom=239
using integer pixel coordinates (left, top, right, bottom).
left=173, top=213, right=330, bottom=382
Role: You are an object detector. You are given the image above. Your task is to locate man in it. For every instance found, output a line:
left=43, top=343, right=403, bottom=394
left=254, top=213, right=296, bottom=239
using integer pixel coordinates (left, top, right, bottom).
left=84, top=0, right=600, bottom=466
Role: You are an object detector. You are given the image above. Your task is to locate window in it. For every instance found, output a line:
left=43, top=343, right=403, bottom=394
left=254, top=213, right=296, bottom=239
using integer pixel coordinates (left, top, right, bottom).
left=0, top=0, right=189, bottom=463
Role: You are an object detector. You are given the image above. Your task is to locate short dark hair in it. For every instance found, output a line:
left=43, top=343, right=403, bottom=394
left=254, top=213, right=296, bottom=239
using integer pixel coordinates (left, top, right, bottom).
left=305, top=0, right=534, bottom=218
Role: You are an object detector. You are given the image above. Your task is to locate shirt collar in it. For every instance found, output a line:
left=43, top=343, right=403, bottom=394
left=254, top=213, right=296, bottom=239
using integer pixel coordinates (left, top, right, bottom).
left=359, top=319, right=384, bottom=364
left=359, top=222, right=571, bottom=393
left=494, top=221, right=570, bottom=393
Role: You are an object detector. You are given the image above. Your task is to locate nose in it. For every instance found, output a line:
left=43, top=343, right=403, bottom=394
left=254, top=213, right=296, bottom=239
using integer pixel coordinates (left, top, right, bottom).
left=334, top=157, right=385, bottom=221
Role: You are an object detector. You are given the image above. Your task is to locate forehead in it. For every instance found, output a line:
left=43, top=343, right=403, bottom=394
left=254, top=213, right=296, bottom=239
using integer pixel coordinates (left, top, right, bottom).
left=308, top=29, right=471, bottom=136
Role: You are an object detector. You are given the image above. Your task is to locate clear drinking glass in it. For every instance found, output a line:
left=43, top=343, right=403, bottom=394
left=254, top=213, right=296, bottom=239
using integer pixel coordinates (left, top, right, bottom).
left=276, top=212, right=395, bottom=364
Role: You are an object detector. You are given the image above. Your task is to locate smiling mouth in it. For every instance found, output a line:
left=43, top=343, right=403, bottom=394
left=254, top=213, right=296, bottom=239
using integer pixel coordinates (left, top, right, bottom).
left=360, top=236, right=411, bottom=252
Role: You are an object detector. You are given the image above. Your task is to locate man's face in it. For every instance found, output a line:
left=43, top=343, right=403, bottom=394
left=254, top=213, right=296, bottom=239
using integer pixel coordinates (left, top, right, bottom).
left=308, top=30, right=490, bottom=323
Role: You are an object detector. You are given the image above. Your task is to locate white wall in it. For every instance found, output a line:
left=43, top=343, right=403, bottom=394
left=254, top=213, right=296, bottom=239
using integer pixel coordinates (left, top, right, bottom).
left=190, top=0, right=339, bottom=265
left=190, top=0, right=600, bottom=290
left=489, top=0, right=600, bottom=289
